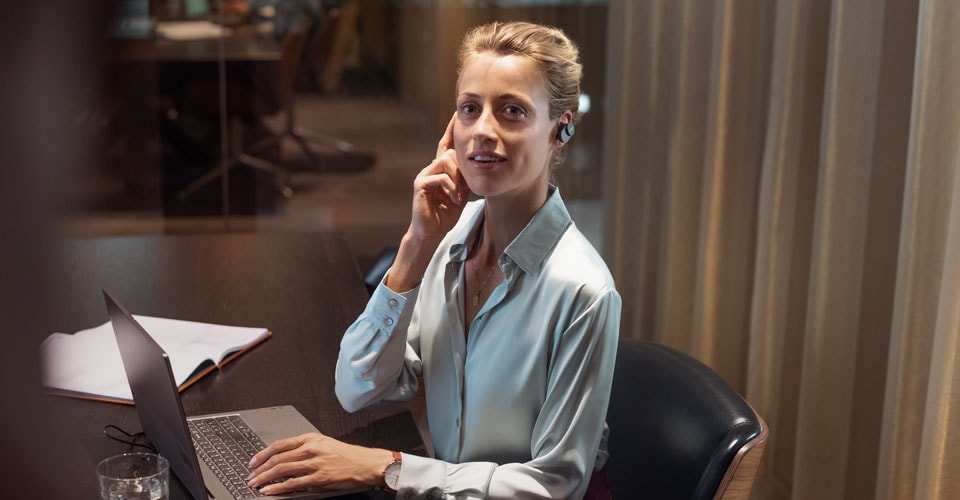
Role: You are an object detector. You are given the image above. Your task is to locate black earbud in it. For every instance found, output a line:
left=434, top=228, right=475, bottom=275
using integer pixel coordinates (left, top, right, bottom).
left=557, top=122, right=575, bottom=144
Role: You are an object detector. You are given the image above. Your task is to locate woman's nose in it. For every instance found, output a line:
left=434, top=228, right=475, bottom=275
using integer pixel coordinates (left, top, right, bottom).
left=472, top=109, right=497, bottom=142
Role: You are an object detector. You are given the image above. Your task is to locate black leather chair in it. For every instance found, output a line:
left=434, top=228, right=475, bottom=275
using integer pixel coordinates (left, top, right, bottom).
left=364, top=244, right=399, bottom=295
left=604, top=339, right=768, bottom=499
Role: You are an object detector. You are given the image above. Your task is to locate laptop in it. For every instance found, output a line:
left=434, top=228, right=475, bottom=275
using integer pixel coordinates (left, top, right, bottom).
left=104, top=290, right=363, bottom=500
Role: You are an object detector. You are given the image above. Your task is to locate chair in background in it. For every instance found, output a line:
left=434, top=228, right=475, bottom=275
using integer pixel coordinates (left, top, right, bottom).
left=301, top=0, right=361, bottom=95
left=363, top=244, right=399, bottom=295
left=174, top=25, right=308, bottom=201
left=604, top=339, right=768, bottom=499
left=276, top=0, right=359, bottom=157
left=176, top=4, right=355, bottom=202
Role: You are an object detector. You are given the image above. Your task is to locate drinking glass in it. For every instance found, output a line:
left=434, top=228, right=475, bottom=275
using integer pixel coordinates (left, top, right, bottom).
left=96, top=453, right=169, bottom=500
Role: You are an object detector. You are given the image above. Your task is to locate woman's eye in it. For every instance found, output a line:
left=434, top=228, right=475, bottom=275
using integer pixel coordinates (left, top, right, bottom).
left=459, top=103, right=479, bottom=115
left=504, top=105, right=526, bottom=118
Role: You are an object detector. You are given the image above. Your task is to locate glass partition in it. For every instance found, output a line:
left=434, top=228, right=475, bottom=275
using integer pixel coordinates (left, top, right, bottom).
left=63, top=0, right=609, bottom=271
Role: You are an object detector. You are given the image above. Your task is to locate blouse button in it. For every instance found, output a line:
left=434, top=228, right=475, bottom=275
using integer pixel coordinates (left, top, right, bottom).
left=384, top=317, right=394, bottom=326
left=388, top=298, right=399, bottom=307
left=455, top=418, right=460, bottom=427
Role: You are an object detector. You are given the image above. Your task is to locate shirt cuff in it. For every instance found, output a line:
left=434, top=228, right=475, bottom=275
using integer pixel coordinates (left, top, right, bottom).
left=367, top=275, right=418, bottom=331
left=395, top=453, right=447, bottom=499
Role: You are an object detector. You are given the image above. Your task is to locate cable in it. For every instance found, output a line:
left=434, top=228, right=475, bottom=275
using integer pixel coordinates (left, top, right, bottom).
left=102, top=424, right=157, bottom=453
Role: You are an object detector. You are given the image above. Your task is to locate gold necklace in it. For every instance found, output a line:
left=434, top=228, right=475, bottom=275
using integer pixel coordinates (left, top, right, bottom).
left=472, top=258, right=497, bottom=308
left=470, top=224, right=498, bottom=308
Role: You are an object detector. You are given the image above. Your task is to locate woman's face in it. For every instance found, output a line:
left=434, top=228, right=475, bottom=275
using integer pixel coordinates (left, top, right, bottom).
left=454, top=52, right=561, bottom=201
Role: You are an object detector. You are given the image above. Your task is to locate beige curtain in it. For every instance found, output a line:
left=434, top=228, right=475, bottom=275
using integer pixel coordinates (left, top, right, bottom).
left=602, top=0, right=960, bottom=499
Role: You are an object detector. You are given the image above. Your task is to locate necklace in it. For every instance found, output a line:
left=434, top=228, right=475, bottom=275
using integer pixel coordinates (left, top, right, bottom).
left=472, top=258, right=497, bottom=308
left=471, top=224, right=498, bottom=308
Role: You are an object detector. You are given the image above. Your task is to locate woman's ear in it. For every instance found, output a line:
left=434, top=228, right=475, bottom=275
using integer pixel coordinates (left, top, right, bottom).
left=555, top=111, right=575, bottom=145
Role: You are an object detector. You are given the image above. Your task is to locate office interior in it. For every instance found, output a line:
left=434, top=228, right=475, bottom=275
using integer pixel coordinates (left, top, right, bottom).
left=61, top=0, right=609, bottom=274
left=3, top=0, right=959, bottom=499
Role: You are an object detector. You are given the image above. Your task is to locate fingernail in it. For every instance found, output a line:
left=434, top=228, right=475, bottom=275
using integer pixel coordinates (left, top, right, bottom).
left=260, top=485, right=274, bottom=495
left=248, top=457, right=258, bottom=467
left=246, top=472, right=255, bottom=481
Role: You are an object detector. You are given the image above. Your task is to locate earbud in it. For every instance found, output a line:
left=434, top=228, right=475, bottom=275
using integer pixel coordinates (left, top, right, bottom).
left=557, top=122, right=575, bottom=144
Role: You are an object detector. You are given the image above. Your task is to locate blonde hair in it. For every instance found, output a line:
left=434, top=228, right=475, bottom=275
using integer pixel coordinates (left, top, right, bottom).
left=458, top=21, right=582, bottom=124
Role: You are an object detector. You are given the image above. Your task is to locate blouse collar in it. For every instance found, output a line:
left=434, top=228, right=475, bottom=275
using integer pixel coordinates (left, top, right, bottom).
left=449, top=185, right=573, bottom=277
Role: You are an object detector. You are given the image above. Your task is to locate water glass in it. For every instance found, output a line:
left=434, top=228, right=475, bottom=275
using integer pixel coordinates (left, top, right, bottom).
left=97, top=453, right=169, bottom=500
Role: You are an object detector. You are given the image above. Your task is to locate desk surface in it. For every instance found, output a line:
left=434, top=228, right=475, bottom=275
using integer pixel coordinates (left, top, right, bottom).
left=48, top=232, right=423, bottom=499
left=107, top=23, right=282, bottom=63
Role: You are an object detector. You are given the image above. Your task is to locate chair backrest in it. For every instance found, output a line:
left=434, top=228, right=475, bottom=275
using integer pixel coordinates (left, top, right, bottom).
left=363, top=244, right=399, bottom=295
left=269, top=27, right=308, bottom=111
left=605, top=339, right=768, bottom=499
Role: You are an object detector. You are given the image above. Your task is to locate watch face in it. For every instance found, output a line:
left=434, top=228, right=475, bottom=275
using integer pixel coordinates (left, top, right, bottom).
left=385, top=461, right=402, bottom=490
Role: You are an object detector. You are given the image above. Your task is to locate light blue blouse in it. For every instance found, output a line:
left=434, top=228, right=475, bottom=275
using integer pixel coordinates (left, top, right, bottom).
left=335, top=187, right=621, bottom=499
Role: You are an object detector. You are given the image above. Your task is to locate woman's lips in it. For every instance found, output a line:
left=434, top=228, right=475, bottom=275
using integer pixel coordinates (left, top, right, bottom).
left=468, top=152, right=506, bottom=169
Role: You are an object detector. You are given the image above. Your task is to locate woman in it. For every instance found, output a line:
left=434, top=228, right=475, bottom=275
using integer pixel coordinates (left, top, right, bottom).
left=247, top=21, right=620, bottom=499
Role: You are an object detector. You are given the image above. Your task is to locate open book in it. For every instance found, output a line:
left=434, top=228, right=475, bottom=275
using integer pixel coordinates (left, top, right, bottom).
left=41, top=316, right=271, bottom=404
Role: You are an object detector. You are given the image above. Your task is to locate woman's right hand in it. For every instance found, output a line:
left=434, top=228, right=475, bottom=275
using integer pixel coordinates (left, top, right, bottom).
left=246, top=433, right=394, bottom=495
left=385, top=113, right=469, bottom=293
left=409, top=113, right=470, bottom=240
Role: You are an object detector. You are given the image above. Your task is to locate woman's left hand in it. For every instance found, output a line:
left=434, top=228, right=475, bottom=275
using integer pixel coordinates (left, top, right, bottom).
left=246, top=432, right=394, bottom=495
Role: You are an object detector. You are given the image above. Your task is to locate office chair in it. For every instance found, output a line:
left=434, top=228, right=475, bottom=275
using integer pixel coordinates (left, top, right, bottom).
left=364, top=244, right=399, bottom=295
left=279, top=1, right=358, bottom=154
left=301, top=0, right=361, bottom=95
left=604, top=339, right=768, bottom=499
left=174, top=26, right=307, bottom=201
left=176, top=8, right=354, bottom=202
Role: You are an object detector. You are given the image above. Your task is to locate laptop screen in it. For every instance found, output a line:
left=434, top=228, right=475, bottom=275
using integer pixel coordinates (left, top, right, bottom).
left=104, top=290, right=209, bottom=500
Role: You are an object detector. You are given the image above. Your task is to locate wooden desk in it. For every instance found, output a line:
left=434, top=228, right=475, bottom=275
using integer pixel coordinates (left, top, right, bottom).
left=47, top=232, right=423, bottom=499
left=107, top=23, right=282, bottom=63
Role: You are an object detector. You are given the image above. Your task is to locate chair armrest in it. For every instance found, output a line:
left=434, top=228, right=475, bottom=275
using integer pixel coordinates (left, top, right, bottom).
left=715, top=411, right=769, bottom=500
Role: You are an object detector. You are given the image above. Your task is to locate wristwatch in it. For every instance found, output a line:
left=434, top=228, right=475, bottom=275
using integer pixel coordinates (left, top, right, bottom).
left=382, top=451, right=402, bottom=492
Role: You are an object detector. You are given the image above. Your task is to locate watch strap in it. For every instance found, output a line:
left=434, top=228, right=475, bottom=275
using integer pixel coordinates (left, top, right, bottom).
left=382, top=450, right=402, bottom=492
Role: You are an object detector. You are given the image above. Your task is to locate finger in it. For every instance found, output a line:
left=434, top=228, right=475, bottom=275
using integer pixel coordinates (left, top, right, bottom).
left=437, top=149, right=459, bottom=176
left=417, top=155, right=450, bottom=178
left=436, top=112, right=457, bottom=158
left=441, top=149, right=468, bottom=196
left=446, top=162, right=470, bottom=206
left=260, top=475, right=314, bottom=496
left=418, top=156, right=461, bottom=194
left=249, top=459, right=307, bottom=489
left=259, top=481, right=288, bottom=496
left=415, top=173, right=460, bottom=205
left=417, top=150, right=457, bottom=182
left=434, top=151, right=464, bottom=204
left=249, top=435, right=303, bottom=468
left=249, top=444, right=314, bottom=482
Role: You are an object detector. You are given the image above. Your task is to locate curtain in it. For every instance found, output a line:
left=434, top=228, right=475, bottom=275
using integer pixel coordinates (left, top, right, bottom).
left=602, top=0, right=960, bottom=499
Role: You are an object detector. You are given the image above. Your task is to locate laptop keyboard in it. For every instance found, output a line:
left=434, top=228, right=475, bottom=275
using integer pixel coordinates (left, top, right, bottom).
left=189, top=415, right=269, bottom=499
